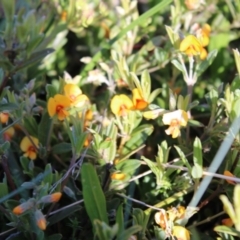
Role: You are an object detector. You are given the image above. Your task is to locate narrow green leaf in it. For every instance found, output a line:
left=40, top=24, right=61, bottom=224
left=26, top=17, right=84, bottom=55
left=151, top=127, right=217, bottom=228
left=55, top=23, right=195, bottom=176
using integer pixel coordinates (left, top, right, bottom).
left=171, top=59, right=184, bottom=72
left=115, top=159, right=141, bottom=175
left=214, top=225, right=240, bottom=237
left=42, top=164, right=52, bottom=185
left=48, top=204, right=81, bottom=226
left=81, top=163, right=108, bottom=224
left=116, top=204, right=124, bottom=235
left=121, top=124, right=153, bottom=156
left=117, top=225, right=142, bottom=240
left=195, top=50, right=218, bottom=77
left=0, top=103, right=18, bottom=111
left=52, top=142, right=72, bottom=154
left=38, top=111, right=53, bottom=147
left=174, top=146, right=192, bottom=173
left=13, top=48, right=54, bottom=72
left=192, top=137, right=203, bottom=179
left=141, top=156, right=163, bottom=186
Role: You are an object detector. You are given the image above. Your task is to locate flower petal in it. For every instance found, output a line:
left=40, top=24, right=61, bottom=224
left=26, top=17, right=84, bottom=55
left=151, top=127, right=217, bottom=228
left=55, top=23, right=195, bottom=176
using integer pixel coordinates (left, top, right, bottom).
left=47, top=98, right=56, bottom=117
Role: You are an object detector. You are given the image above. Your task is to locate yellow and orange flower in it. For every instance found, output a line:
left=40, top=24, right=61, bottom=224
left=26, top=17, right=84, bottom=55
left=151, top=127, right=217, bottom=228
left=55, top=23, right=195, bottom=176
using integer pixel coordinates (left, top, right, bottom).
left=35, top=210, right=47, bottom=230
left=155, top=211, right=167, bottom=229
left=64, top=84, right=89, bottom=108
left=180, top=35, right=207, bottom=60
left=162, top=110, right=188, bottom=138
left=185, top=0, right=202, bottom=10
left=196, top=24, right=211, bottom=47
left=3, top=127, right=15, bottom=141
left=224, top=170, right=236, bottom=185
left=0, top=112, right=9, bottom=124
left=172, top=226, right=190, bottom=240
left=111, top=172, right=126, bottom=181
left=132, top=88, right=148, bottom=110
left=20, top=136, right=39, bottom=160
left=110, top=94, right=133, bottom=116
left=222, top=218, right=234, bottom=227
left=47, top=94, right=71, bottom=121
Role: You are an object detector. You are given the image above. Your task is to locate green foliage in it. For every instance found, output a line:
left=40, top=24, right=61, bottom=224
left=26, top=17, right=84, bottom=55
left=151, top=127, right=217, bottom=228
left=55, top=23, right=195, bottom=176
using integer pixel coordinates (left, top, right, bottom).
left=1, top=0, right=240, bottom=239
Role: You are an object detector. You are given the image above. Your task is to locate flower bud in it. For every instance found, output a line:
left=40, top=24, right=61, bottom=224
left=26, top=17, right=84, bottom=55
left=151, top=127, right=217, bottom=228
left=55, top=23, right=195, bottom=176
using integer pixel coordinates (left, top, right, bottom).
left=12, top=199, right=35, bottom=215
left=39, top=192, right=62, bottom=204
left=35, top=210, right=46, bottom=230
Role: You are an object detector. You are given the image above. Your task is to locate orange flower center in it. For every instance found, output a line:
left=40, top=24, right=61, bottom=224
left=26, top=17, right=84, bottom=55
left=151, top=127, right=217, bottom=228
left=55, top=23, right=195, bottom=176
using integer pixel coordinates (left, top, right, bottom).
left=119, top=105, right=127, bottom=116
left=56, top=105, right=64, bottom=114
left=28, top=146, right=36, bottom=153
left=135, top=99, right=148, bottom=110
left=170, top=119, right=180, bottom=127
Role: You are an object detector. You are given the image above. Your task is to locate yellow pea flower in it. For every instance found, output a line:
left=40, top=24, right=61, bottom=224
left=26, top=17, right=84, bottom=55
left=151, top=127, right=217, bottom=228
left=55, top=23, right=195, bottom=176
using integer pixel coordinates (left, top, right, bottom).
left=185, top=0, right=202, bottom=10
left=111, top=172, right=126, bottom=181
left=64, top=84, right=89, bottom=108
left=172, top=226, right=190, bottom=240
left=0, top=112, right=9, bottom=124
left=162, top=110, right=188, bottom=138
left=224, top=170, right=236, bottom=185
left=222, top=218, right=233, bottom=227
left=132, top=88, right=148, bottom=110
left=20, top=136, right=39, bottom=160
left=110, top=94, right=133, bottom=116
left=155, top=211, right=167, bottom=229
left=197, top=24, right=211, bottom=47
left=3, top=127, right=15, bottom=141
left=47, top=94, right=71, bottom=121
left=180, top=35, right=207, bottom=60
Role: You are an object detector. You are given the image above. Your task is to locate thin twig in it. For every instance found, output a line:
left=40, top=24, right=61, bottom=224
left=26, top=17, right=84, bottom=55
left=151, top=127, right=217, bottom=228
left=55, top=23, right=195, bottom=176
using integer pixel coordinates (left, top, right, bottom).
left=188, top=211, right=225, bottom=228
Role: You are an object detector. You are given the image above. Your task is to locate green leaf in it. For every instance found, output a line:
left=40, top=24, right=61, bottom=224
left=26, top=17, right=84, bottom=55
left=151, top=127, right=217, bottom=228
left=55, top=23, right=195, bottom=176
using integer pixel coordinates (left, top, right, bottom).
left=171, top=59, right=184, bottom=72
left=195, top=50, right=218, bottom=77
left=116, top=204, right=124, bottom=235
left=81, top=163, right=108, bottom=225
left=0, top=103, right=18, bottom=111
left=117, top=225, right=142, bottom=240
left=115, top=159, right=141, bottom=175
left=132, top=208, right=150, bottom=236
left=38, top=111, right=53, bottom=147
left=121, top=124, right=153, bottom=156
left=48, top=204, right=81, bottom=226
left=13, top=48, right=54, bottom=72
left=174, top=146, right=192, bottom=173
left=46, top=84, right=58, bottom=99
left=94, top=220, right=118, bottom=240
left=141, top=156, right=163, bottom=186
left=220, top=195, right=236, bottom=223
left=42, top=164, right=52, bottom=185
left=23, top=116, right=38, bottom=137
left=141, top=70, right=151, bottom=99
left=52, top=142, right=72, bottom=154
left=148, top=88, right=162, bottom=104
left=192, top=137, right=203, bottom=179
left=0, top=182, right=8, bottom=198
left=214, top=225, right=240, bottom=237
